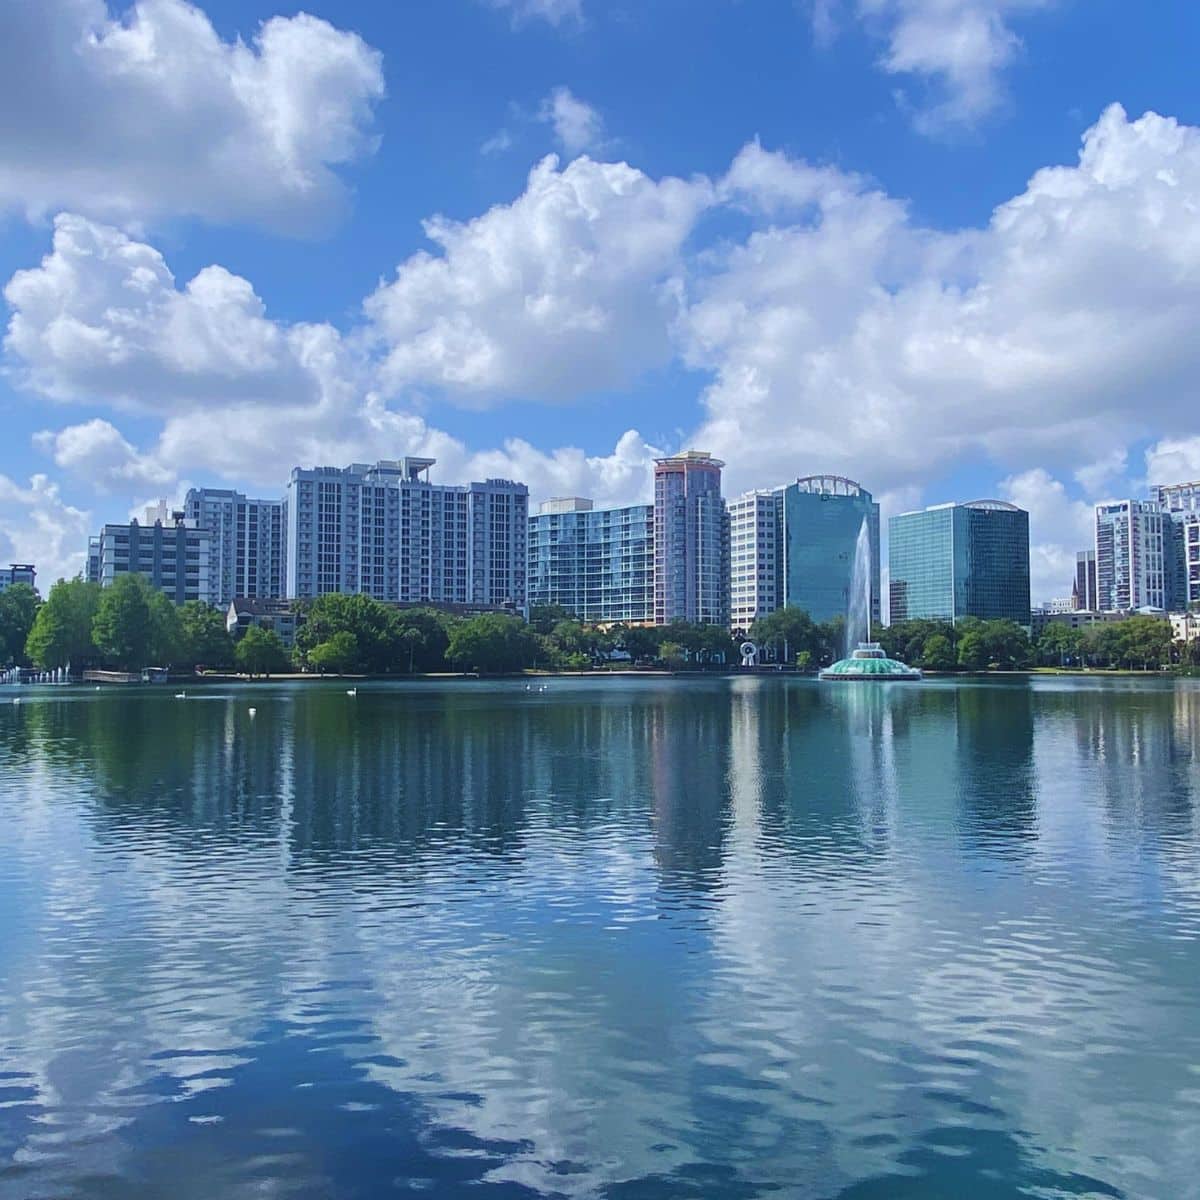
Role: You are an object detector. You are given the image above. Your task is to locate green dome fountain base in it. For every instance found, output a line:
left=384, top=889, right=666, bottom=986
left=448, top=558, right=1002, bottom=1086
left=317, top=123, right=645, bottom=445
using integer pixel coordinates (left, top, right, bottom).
left=820, top=642, right=922, bottom=681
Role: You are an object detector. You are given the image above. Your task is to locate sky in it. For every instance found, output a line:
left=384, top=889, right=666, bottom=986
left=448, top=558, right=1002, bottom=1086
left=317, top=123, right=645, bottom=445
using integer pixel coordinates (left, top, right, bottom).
left=1, top=0, right=1200, bottom=606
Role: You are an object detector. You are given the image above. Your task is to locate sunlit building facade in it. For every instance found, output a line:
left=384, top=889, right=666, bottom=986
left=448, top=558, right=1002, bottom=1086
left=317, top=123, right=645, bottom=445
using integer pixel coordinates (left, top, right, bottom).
left=889, top=500, right=1031, bottom=626
left=1095, top=499, right=1165, bottom=612
left=653, top=452, right=729, bottom=626
left=284, top=458, right=527, bottom=608
left=184, top=487, right=284, bottom=608
left=94, top=514, right=212, bottom=604
left=527, top=498, right=654, bottom=623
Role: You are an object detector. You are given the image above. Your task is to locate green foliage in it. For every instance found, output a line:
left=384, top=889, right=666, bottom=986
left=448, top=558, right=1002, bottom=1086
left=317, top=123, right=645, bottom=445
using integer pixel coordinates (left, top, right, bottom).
left=177, top=602, right=234, bottom=669
left=446, top=613, right=539, bottom=674
left=749, top=606, right=823, bottom=666
left=1081, top=616, right=1172, bottom=669
left=919, top=633, right=955, bottom=671
left=956, top=629, right=988, bottom=670
left=528, top=603, right=576, bottom=635
left=0, top=583, right=39, bottom=667
left=1035, top=622, right=1083, bottom=667
left=308, top=631, right=360, bottom=674
left=26, top=578, right=100, bottom=669
left=658, top=641, right=686, bottom=668
left=92, top=575, right=158, bottom=670
left=877, top=619, right=956, bottom=667
left=235, top=625, right=290, bottom=676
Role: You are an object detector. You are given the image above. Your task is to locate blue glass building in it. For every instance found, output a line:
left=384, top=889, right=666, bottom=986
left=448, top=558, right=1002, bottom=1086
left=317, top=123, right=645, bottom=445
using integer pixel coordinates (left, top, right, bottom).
left=888, top=500, right=1031, bottom=625
left=527, top=498, right=655, bottom=624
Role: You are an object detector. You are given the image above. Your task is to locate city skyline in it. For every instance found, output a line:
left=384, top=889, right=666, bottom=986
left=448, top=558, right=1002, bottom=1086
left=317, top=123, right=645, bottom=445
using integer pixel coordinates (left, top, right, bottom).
left=1, top=1, right=1199, bottom=608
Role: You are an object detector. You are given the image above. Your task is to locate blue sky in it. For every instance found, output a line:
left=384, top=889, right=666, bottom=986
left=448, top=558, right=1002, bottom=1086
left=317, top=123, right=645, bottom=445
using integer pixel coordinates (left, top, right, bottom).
left=2, top=0, right=1200, bottom=603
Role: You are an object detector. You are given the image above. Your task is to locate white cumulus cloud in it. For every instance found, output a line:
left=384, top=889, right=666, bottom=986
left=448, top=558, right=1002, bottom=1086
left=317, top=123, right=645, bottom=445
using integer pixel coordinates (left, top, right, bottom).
left=0, top=0, right=384, bottom=231
left=812, top=0, right=1057, bottom=133
left=538, top=86, right=606, bottom=155
left=0, top=473, right=92, bottom=587
left=365, top=154, right=713, bottom=403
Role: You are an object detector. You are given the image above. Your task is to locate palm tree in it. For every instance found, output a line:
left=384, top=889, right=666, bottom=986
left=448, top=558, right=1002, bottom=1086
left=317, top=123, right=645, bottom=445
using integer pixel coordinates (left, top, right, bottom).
left=402, top=627, right=425, bottom=674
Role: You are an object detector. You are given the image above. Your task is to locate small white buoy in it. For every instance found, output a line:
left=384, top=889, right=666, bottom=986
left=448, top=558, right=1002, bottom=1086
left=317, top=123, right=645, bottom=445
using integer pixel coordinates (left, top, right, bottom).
left=95, top=686, right=102, bottom=691
left=248, top=707, right=257, bottom=717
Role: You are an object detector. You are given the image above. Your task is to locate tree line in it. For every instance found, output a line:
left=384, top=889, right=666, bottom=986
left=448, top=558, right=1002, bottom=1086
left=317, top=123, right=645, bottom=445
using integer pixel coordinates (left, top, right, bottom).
left=878, top=615, right=1176, bottom=671
left=0, top=577, right=1182, bottom=676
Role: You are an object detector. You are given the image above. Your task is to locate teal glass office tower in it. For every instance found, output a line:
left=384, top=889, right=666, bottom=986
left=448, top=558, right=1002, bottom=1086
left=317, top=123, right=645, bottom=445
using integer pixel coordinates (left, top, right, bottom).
left=527, top=498, right=654, bottom=623
left=782, top=477, right=881, bottom=628
left=888, top=500, right=1031, bottom=625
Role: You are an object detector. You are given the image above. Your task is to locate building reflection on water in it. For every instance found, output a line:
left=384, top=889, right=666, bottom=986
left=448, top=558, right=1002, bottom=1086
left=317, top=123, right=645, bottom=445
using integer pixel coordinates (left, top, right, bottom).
left=1, top=678, right=1199, bottom=1199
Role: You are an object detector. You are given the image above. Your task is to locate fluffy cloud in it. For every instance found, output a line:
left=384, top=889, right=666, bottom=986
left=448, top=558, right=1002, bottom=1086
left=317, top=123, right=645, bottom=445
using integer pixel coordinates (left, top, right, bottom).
left=998, top=468, right=1093, bottom=604
left=33, top=419, right=175, bottom=493
left=4, top=209, right=664, bottom=502
left=813, top=0, right=1056, bottom=133
left=0, top=0, right=384, bottom=231
left=1144, top=437, right=1200, bottom=490
left=483, top=0, right=583, bottom=27
left=4, top=213, right=347, bottom=410
left=689, top=106, right=1200, bottom=504
left=538, top=87, right=606, bottom=155
left=8, top=104, right=1200, bottom=578
left=0, top=473, right=92, bottom=586
left=366, top=154, right=712, bottom=402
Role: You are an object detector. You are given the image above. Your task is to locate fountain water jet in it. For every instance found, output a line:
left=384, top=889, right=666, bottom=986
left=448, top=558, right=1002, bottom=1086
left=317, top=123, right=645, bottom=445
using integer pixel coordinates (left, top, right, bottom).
left=845, top=516, right=871, bottom=659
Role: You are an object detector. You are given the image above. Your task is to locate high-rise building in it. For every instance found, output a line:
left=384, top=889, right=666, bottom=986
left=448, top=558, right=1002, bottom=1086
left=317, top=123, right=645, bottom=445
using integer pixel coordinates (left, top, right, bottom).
left=1073, top=549, right=1098, bottom=611
left=1151, top=480, right=1200, bottom=610
left=1095, top=500, right=1165, bottom=611
left=93, top=514, right=212, bottom=604
left=184, top=488, right=284, bottom=608
left=527, top=498, right=655, bottom=623
left=729, top=489, right=784, bottom=629
left=653, top=451, right=729, bottom=626
left=0, top=564, right=36, bottom=594
left=284, top=459, right=527, bottom=607
left=782, top=476, right=881, bottom=629
left=729, top=476, right=881, bottom=630
left=889, top=500, right=1031, bottom=626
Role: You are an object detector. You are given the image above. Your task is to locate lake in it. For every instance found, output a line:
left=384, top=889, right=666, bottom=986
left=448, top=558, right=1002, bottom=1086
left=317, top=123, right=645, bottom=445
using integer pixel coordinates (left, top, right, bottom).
left=1, top=676, right=1198, bottom=1199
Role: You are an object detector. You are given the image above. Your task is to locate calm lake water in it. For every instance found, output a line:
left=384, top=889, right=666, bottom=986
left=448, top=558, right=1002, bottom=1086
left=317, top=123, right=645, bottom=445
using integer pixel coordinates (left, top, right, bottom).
left=1, top=676, right=1199, bottom=1199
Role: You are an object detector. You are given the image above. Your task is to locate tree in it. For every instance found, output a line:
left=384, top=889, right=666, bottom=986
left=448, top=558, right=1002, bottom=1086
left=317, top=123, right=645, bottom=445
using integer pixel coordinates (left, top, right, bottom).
left=979, top=620, right=1033, bottom=670
left=957, top=629, right=988, bottom=671
left=1036, top=623, right=1082, bottom=667
left=235, top=626, right=290, bottom=677
left=26, top=578, right=100, bottom=669
left=920, top=633, right=955, bottom=671
left=401, top=626, right=426, bottom=674
left=308, top=631, right=360, bottom=675
left=749, top=606, right=821, bottom=665
left=295, top=594, right=399, bottom=673
left=612, top=624, right=663, bottom=663
left=390, top=608, right=451, bottom=672
left=177, top=602, right=234, bottom=670
left=446, top=613, right=539, bottom=674
left=529, top=604, right=576, bottom=635
left=0, top=583, right=39, bottom=667
left=658, top=641, right=687, bottom=669
left=92, top=574, right=156, bottom=669
left=148, top=590, right=184, bottom=665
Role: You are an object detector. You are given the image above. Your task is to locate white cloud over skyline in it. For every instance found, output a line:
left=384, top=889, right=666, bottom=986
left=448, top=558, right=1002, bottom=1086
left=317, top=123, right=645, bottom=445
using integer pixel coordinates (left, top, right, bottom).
left=0, top=0, right=385, bottom=232
left=5, top=104, right=1200, bottom=600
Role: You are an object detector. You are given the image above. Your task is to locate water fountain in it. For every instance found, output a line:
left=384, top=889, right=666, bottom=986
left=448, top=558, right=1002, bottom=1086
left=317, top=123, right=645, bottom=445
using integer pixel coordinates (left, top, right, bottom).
left=821, top=517, right=922, bottom=682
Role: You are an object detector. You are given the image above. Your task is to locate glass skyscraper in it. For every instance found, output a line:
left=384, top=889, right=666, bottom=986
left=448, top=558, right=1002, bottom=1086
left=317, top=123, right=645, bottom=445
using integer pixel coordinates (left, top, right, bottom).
left=782, top=477, right=881, bottom=628
left=729, top=476, right=880, bottom=629
left=527, top=498, right=654, bottom=623
left=888, top=500, right=1031, bottom=625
